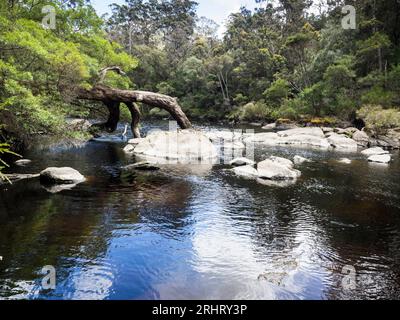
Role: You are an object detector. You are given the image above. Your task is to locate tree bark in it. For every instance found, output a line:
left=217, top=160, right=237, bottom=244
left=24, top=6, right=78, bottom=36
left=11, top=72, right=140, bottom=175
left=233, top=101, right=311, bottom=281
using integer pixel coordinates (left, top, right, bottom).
left=126, top=102, right=141, bottom=138
left=77, top=85, right=192, bottom=135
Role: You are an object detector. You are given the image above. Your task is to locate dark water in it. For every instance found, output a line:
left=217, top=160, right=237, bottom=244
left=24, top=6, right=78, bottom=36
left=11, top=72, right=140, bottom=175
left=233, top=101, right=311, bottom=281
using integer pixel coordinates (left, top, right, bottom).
left=1, top=121, right=400, bottom=300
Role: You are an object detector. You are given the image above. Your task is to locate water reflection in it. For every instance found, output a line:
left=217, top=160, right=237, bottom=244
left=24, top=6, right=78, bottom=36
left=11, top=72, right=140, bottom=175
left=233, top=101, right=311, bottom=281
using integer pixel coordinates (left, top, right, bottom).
left=0, top=122, right=400, bottom=300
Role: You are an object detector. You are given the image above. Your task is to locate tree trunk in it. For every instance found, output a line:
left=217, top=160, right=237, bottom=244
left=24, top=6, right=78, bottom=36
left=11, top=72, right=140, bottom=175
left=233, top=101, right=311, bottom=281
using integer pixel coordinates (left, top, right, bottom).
left=77, top=85, right=192, bottom=136
left=126, top=102, right=141, bottom=138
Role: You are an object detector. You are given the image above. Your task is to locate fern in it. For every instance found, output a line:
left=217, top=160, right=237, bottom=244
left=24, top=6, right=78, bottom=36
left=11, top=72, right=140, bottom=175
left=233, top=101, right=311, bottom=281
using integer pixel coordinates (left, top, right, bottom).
left=0, top=143, right=21, bottom=183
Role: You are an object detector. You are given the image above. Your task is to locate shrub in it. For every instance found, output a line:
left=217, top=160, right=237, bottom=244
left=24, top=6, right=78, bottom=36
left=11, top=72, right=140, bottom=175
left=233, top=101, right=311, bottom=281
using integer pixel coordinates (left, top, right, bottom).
left=357, top=105, right=400, bottom=133
left=240, top=101, right=273, bottom=121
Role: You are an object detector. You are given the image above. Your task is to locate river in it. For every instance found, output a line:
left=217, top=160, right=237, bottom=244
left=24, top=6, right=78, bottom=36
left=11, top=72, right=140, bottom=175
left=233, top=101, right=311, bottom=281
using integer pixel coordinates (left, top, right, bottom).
left=1, top=121, right=400, bottom=300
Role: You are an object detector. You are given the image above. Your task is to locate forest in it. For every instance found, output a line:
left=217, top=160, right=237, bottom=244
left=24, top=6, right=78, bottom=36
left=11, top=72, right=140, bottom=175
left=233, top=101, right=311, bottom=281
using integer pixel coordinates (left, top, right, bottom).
left=1, top=0, right=400, bottom=178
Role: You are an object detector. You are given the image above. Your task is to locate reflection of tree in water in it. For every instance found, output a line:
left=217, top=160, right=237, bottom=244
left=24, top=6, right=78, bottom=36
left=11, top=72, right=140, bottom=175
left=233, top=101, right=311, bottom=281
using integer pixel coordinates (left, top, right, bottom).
left=0, top=163, right=194, bottom=298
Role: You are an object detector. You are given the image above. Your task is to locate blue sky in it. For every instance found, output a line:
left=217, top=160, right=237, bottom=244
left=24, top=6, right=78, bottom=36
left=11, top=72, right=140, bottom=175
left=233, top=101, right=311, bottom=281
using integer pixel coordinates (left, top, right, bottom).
left=91, top=0, right=258, bottom=34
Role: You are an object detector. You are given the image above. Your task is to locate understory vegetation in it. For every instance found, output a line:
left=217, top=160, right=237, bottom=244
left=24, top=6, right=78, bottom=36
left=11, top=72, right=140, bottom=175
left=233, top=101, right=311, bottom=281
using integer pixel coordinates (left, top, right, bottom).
left=1, top=0, right=400, bottom=178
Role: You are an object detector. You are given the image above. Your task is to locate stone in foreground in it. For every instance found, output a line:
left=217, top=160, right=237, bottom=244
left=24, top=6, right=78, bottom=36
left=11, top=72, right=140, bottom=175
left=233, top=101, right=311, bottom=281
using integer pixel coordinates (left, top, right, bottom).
left=361, top=147, right=389, bottom=156
left=40, top=167, right=86, bottom=184
left=368, top=154, right=391, bottom=164
left=229, top=157, right=256, bottom=167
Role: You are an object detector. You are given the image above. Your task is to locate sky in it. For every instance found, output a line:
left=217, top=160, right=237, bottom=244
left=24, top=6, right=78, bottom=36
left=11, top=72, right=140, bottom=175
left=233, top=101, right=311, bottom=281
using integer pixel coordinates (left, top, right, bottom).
left=91, top=0, right=258, bottom=35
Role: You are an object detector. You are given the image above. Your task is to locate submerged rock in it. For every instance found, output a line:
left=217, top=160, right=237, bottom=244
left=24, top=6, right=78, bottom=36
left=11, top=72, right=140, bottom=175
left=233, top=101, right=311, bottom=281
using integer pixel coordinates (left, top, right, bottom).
left=121, top=161, right=160, bottom=172
left=229, top=157, right=256, bottom=167
left=361, top=147, right=389, bottom=156
left=368, top=154, right=391, bottom=164
left=40, top=167, right=86, bottom=185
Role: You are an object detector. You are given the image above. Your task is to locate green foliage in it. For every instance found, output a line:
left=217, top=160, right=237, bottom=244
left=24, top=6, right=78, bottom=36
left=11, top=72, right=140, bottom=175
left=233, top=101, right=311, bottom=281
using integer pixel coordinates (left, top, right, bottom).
left=231, top=101, right=272, bottom=122
left=263, top=79, right=290, bottom=107
left=0, top=143, right=20, bottom=183
left=358, top=105, right=400, bottom=133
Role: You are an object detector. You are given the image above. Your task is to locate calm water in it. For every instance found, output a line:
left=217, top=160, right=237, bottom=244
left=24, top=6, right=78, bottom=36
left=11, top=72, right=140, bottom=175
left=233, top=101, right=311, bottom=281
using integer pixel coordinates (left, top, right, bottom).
left=1, top=121, right=400, bottom=300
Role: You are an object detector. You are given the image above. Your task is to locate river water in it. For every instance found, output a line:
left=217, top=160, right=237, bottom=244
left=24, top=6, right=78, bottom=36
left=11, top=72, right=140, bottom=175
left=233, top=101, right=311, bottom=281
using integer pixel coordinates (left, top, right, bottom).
left=1, top=121, right=400, bottom=300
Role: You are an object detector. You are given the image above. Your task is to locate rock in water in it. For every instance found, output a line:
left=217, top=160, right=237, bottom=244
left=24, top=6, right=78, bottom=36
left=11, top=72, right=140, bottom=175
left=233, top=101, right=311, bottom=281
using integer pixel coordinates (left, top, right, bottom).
left=327, top=133, right=358, bottom=152
left=277, top=127, right=325, bottom=138
left=40, top=167, right=86, bottom=184
left=229, top=157, right=256, bottom=167
left=293, top=155, right=311, bottom=165
left=338, top=158, right=352, bottom=164
left=262, top=123, right=276, bottom=131
left=361, top=147, right=389, bottom=156
left=232, top=165, right=258, bottom=179
left=269, top=156, right=294, bottom=169
left=121, top=161, right=160, bottom=172
left=133, top=130, right=218, bottom=163
left=368, top=154, right=391, bottom=164
left=123, top=144, right=136, bottom=154
left=257, top=158, right=301, bottom=181
left=15, top=159, right=32, bottom=166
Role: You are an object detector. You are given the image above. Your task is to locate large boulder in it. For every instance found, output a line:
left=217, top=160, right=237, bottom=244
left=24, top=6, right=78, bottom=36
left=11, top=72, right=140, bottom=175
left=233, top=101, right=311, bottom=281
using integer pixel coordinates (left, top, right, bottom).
left=327, top=133, right=358, bottom=152
left=257, top=158, right=301, bottom=181
left=277, top=127, right=325, bottom=138
left=40, top=167, right=85, bottom=185
left=352, top=130, right=370, bottom=147
left=133, top=129, right=218, bottom=163
left=361, top=147, right=389, bottom=156
left=368, top=154, right=391, bottom=164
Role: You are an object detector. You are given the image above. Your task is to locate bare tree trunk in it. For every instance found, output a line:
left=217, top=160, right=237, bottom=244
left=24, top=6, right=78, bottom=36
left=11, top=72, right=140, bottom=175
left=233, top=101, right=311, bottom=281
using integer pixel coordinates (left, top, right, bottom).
left=77, top=85, right=192, bottom=133
left=126, top=102, right=141, bottom=138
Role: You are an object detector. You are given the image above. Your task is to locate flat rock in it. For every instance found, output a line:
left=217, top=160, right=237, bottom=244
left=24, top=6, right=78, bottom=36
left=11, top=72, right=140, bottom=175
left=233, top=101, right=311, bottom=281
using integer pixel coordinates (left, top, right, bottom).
left=134, top=130, right=218, bottom=163
left=368, top=154, right=391, bottom=164
left=205, top=130, right=243, bottom=142
left=361, top=147, right=389, bottom=156
left=243, top=132, right=279, bottom=144
left=40, top=167, right=85, bottom=185
left=279, top=134, right=331, bottom=149
left=128, top=138, right=145, bottom=145
left=121, top=161, right=160, bottom=172
left=229, top=157, right=256, bottom=167
left=277, top=127, right=325, bottom=138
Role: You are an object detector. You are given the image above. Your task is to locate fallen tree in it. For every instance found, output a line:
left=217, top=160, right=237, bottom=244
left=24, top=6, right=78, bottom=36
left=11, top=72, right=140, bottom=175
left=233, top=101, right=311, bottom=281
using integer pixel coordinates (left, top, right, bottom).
left=76, top=68, right=192, bottom=138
